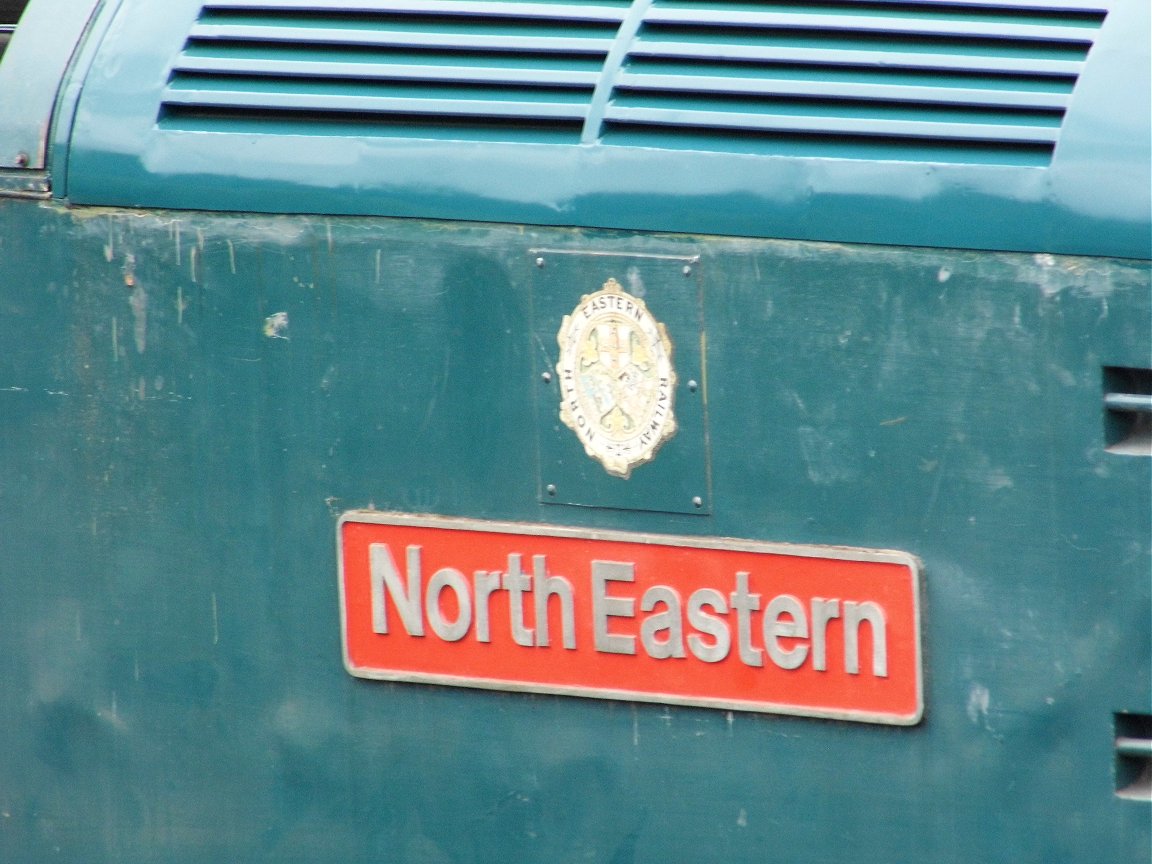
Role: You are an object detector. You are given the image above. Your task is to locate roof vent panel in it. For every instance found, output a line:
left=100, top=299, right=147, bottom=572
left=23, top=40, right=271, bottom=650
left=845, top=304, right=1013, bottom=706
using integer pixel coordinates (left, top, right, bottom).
left=599, top=0, right=1106, bottom=165
left=160, top=0, right=631, bottom=143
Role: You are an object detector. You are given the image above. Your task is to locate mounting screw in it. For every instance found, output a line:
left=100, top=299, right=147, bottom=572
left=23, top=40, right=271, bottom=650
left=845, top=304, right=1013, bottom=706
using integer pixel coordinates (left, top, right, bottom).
left=546, top=484, right=557, bottom=497
left=687, top=379, right=698, bottom=393
left=541, top=371, right=552, bottom=384
left=692, top=496, right=703, bottom=509
left=535, top=257, right=546, bottom=268
left=13, top=152, right=28, bottom=168
left=682, top=265, right=692, bottom=276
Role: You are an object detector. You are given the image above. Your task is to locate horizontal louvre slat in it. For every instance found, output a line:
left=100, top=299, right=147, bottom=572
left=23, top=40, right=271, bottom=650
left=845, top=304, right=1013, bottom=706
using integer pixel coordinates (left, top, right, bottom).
left=642, top=0, right=1108, bottom=18
left=159, top=106, right=584, bottom=142
left=1116, top=736, right=1152, bottom=757
left=603, top=105, right=1060, bottom=144
left=621, top=56, right=1077, bottom=90
left=174, top=55, right=602, bottom=86
left=202, top=0, right=1107, bottom=11
left=188, top=22, right=615, bottom=53
left=1105, top=393, right=1152, bottom=415
left=615, top=72, right=1071, bottom=111
left=601, top=124, right=1054, bottom=165
left=203, top=0, right=630, bottom=23
left=810, top=0, right=1105, bottom=9
left=627, top=42, right=1086, bottom=76
left=165, top=87, right=589, bottom=118
left=642, top=10, right=1100, bottom=44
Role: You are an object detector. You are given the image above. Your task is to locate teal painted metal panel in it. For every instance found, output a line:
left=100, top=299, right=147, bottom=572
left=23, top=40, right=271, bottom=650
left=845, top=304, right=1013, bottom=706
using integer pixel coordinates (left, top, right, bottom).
left=2, top=0, right=1150, bottom=858
left=0, top=197, right=1147, bottom=862
left=58, top=0, right=1151, bottom=258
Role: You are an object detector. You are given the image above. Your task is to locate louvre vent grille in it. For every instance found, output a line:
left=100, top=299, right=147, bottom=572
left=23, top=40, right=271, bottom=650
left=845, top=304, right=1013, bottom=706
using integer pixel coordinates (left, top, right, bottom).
left=161, top=0, right=631, bottom=143
left=608, top=0, right=1106, bottom=165
left=161, top=0, right=1107, bottom=164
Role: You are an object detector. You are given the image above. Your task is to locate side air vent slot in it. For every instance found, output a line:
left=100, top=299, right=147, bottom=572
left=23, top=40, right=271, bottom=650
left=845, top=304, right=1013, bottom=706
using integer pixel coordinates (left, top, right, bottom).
left=1115, top=713, right=1152, bottom=801
left=161, top=0, right=630, bottom=143
left=602, top=0, right=1107, bottom=165
left=1104, top=367, right=1152, bottom=457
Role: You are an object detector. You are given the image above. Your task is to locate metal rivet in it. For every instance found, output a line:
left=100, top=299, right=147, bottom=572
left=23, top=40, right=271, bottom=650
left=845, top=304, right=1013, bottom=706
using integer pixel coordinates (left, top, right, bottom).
left=541, top=371, right=552, bottom=384
left=692, top=496, right=703, bottom=508
left=535, top=257, right=546, bottom=268
left=687, top=380, right=698, bottom=393
left=13, top=152, right=28, bottom=168
left=682, top=265, right=692, bottom=276
left=546, top=484, right=557, bottom=496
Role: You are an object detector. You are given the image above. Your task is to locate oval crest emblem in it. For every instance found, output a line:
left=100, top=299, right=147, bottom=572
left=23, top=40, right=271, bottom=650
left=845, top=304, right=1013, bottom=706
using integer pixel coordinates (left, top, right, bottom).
left=556, top=278, right=677, bottom=478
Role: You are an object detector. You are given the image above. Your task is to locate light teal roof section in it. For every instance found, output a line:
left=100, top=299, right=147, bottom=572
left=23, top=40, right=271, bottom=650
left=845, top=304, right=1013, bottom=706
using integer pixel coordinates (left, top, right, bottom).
left=0, top=0, right=103, bottom=170
left=62, top=0, right=1150, bottom=258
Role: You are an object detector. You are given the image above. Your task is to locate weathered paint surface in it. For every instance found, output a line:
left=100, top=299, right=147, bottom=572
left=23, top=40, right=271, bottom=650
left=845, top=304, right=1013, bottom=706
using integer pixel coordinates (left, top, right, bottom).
left=61, top=0, right=1152, bottom=259
left=0, top=199, right=1148, bottom=862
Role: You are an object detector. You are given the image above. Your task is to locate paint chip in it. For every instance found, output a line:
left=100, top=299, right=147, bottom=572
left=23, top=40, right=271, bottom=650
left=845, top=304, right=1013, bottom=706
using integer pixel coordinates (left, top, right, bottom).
left=263, top=312, right=289, bottom=340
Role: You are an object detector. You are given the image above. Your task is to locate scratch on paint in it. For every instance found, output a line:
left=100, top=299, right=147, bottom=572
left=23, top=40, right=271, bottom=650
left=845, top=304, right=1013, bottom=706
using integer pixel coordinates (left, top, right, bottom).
left=129, top=283, right=147, bottom=353
left=174, top=222, right=181, bottom=266
left=632, top=705, right=639, bottom=747
left=177, top=285, right=187, bottom=325
left=111, top=317, right=119, bottom=361
left=375, top=249, right=382, bottom=285
left=227, top=239, right=236, bottom=275
left=212, top=593, right=219, bottom=645
left=326, top=220, right=334, bottom=253
left=699, top=330, right=708, bottom=405
left=625, top=266, right=646, bottom=298
left=920, top=445, right=951, bottom=531
left=190, top=246, right=199, bottom=284
left=419, top=352, right=449, bottom=431
left=967, top=683, right=991, bottom=727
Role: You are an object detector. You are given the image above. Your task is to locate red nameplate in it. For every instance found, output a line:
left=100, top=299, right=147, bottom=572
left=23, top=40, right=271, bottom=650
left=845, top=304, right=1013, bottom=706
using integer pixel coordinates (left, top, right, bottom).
left=339, top=513, right=923, bottom=725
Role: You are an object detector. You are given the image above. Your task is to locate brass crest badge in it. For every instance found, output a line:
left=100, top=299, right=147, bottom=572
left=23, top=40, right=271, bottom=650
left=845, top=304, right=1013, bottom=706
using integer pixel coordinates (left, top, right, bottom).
left=556, top=278, right=677, bottom=478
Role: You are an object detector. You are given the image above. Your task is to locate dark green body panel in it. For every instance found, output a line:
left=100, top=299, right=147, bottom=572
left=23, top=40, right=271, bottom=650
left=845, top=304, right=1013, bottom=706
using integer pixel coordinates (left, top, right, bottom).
left=0, top=198, right=1147, bottom=862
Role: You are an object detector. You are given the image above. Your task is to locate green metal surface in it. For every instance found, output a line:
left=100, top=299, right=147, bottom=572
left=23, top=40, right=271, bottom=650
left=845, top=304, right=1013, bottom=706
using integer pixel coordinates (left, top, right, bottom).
left=0, top=198, right=1148, bottom=862
left=59, top=0, right=1151, bottom=258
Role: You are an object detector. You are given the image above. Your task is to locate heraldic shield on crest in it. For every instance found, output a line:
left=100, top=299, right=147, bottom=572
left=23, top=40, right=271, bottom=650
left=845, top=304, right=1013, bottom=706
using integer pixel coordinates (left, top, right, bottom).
left=556, top=278, right=678, bottom=479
